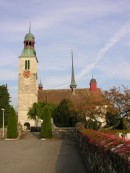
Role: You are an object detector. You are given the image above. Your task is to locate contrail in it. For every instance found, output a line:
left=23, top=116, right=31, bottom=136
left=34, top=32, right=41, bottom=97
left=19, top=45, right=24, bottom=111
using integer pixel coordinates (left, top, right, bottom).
left=76, top=21, right=130, bottom=81
left=56, top=21, right=130, bottom=89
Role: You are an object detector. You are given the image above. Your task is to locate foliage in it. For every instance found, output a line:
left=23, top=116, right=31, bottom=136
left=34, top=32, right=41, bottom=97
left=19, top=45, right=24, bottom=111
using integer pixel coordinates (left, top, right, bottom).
left=104, top=86, right=130, bottom=118
left=28, top=102, right=54, bottom=120
left=0, top=85, right=11, bottom=127
left=104, top=86, right=130, bottom=130
left=105, top=112, right=119, bottom=126
left=78, top=128, right=130, bottom=173
left=116, top=118, right=129, bottom=130
left=52, top=99, right=77, bottom=127
left=7, top=107, right=18, bottom=138
left=41, top=105, right=52, bottom=138
left=76, top=90, right=108, bottom=129
left=85, top=119, right=100, bottom=130
left=79, top=128, right=130, bottom=156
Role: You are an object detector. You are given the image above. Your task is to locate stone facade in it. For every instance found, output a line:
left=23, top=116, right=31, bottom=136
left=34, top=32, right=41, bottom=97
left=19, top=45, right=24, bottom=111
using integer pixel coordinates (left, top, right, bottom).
left=18, top=56, right=38, bottom=127
left=52, top=127, right=76, bottom=140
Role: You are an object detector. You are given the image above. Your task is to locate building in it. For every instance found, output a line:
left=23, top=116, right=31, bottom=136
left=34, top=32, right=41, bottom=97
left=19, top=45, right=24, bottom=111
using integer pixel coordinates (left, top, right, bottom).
left=18, top=29, right=105, bottom=129
left=18, top=28, right=38, bottom=128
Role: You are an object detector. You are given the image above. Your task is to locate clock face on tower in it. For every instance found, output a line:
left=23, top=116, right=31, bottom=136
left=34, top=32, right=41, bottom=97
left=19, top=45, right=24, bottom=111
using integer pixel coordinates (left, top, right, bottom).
left=23, top=70, right=30, bottom=78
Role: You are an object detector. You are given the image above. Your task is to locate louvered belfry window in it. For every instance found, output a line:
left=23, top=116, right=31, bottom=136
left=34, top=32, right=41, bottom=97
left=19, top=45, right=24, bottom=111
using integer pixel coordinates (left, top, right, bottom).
left=25, top=60, right=30, bottom=70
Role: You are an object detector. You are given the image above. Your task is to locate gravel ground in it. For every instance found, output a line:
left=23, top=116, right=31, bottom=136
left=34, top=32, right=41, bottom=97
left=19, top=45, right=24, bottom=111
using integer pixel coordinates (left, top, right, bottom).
left=0, top=132, right=87, bottom=173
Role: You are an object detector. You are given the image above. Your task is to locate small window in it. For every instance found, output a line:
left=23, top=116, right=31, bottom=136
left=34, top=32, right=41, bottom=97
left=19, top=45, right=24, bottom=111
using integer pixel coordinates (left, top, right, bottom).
left=26, top=42, right=28, bottom=46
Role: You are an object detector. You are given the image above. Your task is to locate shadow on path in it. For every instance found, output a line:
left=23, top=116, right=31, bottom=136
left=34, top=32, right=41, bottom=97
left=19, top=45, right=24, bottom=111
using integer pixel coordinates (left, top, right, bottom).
left=55, top=140, right=87, bottom=173
left=24, top=131, right=41, bottom=140
left=21, top=132, right=87, bottom=173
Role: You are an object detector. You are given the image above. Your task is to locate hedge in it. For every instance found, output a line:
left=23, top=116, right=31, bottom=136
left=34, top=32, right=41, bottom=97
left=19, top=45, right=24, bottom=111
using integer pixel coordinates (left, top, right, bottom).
left=77, top=128, right=130, bottom=173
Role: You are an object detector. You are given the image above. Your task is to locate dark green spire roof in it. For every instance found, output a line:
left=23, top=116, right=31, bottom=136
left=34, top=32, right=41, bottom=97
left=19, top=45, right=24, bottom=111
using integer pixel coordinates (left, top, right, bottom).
left=39, top=80, right=43, bottom=87
left=24, top=23, right=35, bottom=41
left=22, top=48, right=36, bottom=56
left=21, top=25, right=36, bottom=57
left=70, top=50, right=77, bottom=89
left=24, top=32, right=35, bottom=41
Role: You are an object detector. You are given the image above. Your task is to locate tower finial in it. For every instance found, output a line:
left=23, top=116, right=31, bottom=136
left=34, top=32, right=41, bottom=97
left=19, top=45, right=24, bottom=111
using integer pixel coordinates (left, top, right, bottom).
left=29, top=22, right=31, bottom=33
left=38, top=79, right=43, bottom=90
left=70, top=49, right=77, bottom=94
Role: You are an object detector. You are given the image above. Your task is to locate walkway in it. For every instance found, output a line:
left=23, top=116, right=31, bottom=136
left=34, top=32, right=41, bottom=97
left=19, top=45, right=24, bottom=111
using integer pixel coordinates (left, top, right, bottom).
left=0, top=132, right=87, bottom=173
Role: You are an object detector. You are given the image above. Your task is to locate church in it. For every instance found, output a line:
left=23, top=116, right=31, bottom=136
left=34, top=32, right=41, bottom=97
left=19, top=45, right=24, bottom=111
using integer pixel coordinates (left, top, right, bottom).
left=18, top=29, right=103, bottom=129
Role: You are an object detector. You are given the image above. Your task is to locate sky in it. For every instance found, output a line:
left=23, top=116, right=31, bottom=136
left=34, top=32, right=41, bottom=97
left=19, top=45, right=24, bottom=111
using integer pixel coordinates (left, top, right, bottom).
left=0, top=0, right=130, bottom=108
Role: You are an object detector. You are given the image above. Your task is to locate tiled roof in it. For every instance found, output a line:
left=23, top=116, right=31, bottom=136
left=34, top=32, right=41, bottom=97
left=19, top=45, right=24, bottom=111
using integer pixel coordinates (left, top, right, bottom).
left=38, top=88, right=104, bottom=106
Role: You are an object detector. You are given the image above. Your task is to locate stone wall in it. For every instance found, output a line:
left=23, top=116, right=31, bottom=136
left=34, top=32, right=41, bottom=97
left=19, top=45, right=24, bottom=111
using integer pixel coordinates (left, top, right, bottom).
left=52, top=127, right=76, bottom=140
left=77, top=129, right=130, bottom=173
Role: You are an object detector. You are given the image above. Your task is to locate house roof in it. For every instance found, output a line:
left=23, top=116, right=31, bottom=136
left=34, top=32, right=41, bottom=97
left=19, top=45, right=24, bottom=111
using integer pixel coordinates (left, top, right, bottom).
left=38, top=88, right=105, bottom=108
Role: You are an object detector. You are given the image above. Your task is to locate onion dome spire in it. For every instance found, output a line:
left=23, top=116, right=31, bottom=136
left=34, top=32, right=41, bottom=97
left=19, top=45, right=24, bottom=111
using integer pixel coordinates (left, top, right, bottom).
left=21, top=24, right=36, bottom=57
left=38, top=80, right=43, bottom=90
left=70, top=50, right=77, bottom=94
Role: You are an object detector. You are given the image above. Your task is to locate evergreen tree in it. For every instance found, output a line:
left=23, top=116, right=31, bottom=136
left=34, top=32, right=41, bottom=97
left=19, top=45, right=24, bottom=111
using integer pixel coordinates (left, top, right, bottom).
left=53, top=99, right=76, bottom=127
left=41, top=105, right=52, bottom=138
left=7, top=107, right=18, bottom=138
left=0, top=85, right=11, bottom=127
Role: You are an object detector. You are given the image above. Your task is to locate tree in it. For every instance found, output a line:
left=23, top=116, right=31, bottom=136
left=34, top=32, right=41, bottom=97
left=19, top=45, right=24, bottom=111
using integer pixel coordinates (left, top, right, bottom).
left=105, top=112, right=119, bottom=127
left=52, top=99, right=77, bottom=127
left=41, top=105, right=52, bottom=138
left=7, top=107, right=18, bottom=138
left=104, top=86, right=130, bottom=129
left=76, top=91, right=108, bottom=129
left=28, top=102, right=54, bottom=120
left=0, top=85, right=11, bottom=127
left=104, top=86, right=130, bottom=117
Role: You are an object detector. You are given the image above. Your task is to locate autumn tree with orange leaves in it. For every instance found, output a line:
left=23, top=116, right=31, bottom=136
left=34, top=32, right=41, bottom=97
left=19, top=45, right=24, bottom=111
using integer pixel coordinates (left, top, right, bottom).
left=76, top=90, right=108, bottom=129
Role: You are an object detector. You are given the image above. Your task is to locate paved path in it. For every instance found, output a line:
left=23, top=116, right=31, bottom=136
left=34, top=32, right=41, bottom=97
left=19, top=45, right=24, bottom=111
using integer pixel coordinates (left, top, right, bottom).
left=0, top=132, right=87, bottom=173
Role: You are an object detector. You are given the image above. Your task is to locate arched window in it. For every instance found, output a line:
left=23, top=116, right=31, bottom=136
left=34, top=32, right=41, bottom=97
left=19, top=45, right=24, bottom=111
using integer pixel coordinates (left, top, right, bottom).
left=28, top=60, right=30, bottom=70
left=25, top=60, right=30, bottom=70
left=25, top=60, right=27, bottom=70
left=26, top=42, right=28, bottom=46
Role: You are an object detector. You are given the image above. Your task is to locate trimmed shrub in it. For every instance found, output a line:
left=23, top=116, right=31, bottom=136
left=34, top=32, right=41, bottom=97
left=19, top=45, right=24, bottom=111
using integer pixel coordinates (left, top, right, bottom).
left=77, top=128, right=130, bottom=173
left=41, top=105, right=52, bottom=138
left=7, top=107, right=18, bottom=138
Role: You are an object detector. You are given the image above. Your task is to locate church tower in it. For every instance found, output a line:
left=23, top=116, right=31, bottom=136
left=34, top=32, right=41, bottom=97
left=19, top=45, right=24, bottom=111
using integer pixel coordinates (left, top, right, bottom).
left=18, top=27, right=38, bottom=128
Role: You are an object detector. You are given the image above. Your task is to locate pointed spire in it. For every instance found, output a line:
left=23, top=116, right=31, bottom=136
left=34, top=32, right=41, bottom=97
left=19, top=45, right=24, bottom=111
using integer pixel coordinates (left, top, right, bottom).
left=29, top=22, right=31, bottom=33
left=70, top=50, right=77, bottom=94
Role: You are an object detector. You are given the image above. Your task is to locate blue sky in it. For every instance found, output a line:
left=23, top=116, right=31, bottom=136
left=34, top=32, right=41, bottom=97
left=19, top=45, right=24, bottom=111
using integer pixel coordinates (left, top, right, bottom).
left=0, top=0, right=130, bottom=108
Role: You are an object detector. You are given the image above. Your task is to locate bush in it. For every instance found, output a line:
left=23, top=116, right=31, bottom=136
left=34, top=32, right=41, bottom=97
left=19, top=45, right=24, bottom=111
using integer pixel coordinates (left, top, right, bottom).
left=7, top=107, right=18, bottom=138
left=41, top=105, right=52, bottom=138
left=85, top=119, right=99, bottom=130
left=116, top=118, right=129, bottom=130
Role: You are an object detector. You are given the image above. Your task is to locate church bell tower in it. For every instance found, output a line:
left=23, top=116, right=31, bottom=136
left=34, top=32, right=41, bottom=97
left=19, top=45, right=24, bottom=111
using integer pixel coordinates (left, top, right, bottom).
left=18, top=27, right=38, bottom=128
